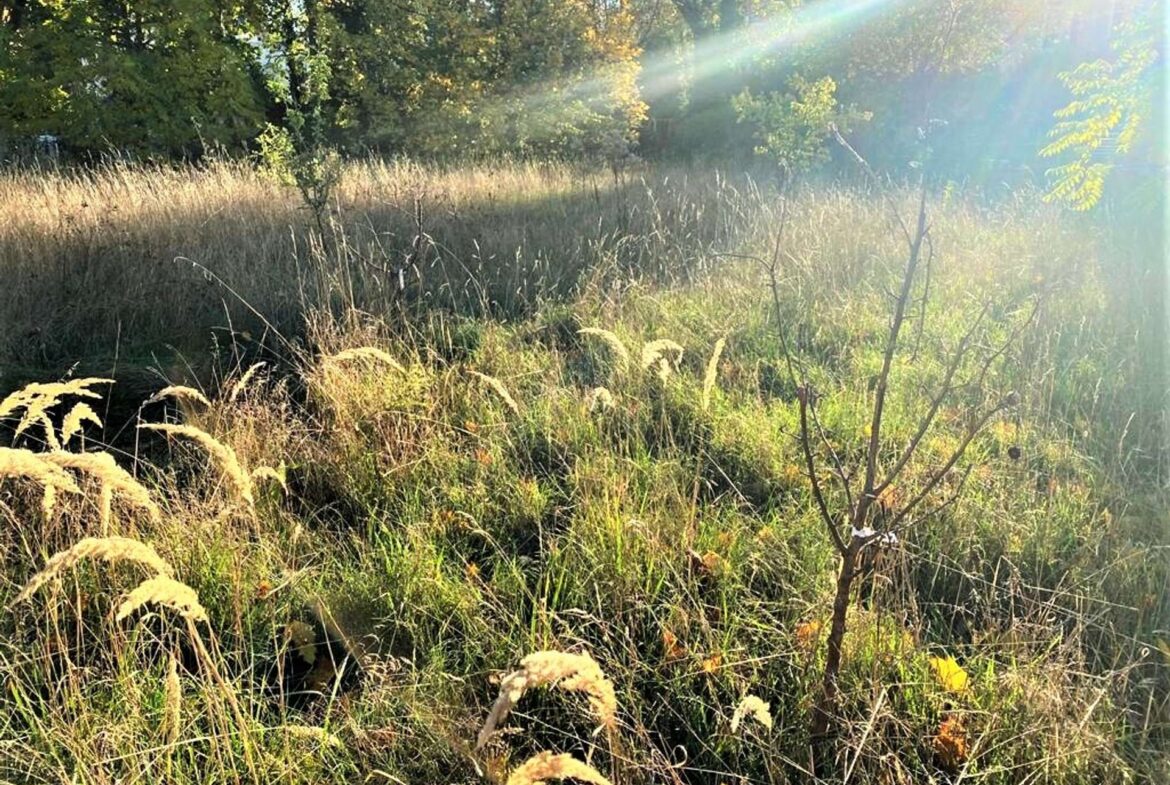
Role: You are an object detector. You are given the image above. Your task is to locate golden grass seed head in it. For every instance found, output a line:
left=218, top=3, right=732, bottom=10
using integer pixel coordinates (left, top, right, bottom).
left=42, top=451, right=162, bottom=522
left=14, top=536, right=174, bottom=604
left=60, top=402, right=103, bottom=448
left=164, top=652, right=182, bottom=745
left=281, top=724, right=344, bottom=748
left=145, top=385, right=212, bottom=408
left=586, top=386, right=615, bottom=412
left=139, top=423, right=253, bottom=506
left=477, top=650, right=617, bottom=750
left=469, top=370, right=520, bottom=415
left=116, top=575, right=208, bottom=624
left=0, top=447, right=82, bottom=495
left=251, top=463, right=288, bottom=493
left=701, top=336, right=727, bottom=412
left=227, top=361, right=266, bottom=402
left=578, top=328, right=631, bottom=368
left=730, top=694, right=772, bottom=733
left=0, top=378, right=113, bottom=424
left=325, top=346, right=405, bottom=373
left=505, top=751, right=612, bottom=785
left=641, top=339, right=684, bottom=383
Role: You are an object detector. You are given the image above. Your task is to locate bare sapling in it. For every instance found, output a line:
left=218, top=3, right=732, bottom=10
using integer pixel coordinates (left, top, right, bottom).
left=779, top=127, right=1035, bottom=751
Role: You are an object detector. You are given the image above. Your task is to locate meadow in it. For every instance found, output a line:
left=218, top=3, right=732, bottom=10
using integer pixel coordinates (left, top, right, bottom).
left=0, top=160, right=1166, bottom=784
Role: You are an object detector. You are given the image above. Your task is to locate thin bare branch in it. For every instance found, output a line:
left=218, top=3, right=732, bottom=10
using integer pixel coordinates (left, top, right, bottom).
left=800, top=386, right=847, bottom=554
left=808, top=398, right=855, bottom=511
left=860, top=184, right=929, bottom=513
left=874, top=300, right=992, bottom=494
left=886, top=394, right=1017, bottom=531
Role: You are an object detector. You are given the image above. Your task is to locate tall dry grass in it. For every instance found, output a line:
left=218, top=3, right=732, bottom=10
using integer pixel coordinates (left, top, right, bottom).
left=0, top=159, right=763, bottom=367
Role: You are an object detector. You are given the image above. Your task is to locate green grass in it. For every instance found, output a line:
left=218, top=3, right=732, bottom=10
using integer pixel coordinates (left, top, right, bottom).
left=0, top=163, right=1166, bottom=784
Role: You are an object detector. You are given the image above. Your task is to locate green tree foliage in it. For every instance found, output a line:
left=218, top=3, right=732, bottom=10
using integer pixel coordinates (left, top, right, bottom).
left=0, top=0, right=265, bottom=156
left=325, top=0, right=497, bottom=153
left=0, top=0, right=1146, bottom=178
left=732, top=75, right=868, bottom=177
left=255, top=0, right=340, bottom=225
left=326, top=0, right=646, bottom=157
left=1041, top=19, right=1159, bottom=211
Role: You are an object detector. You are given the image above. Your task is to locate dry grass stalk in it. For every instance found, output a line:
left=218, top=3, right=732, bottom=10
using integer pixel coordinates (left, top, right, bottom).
left=251, top=462, right=288, bottom=493
left=469, top=371, right=520, bottom=415
left=578, top=328, right=630, bottom=369
left=43, top=451, right=162, bottom=523
left=140, top=423, right=253, bottom=506
left=228, top=362, right=266, bottom=402
left=163, top=652, right=182, bottom=745
left=701, top=336, right=727, bottom=412
left=41, top=484, right=57, bottom=518
left=640, top=339, right=684, bottom=383
left=116, top=575, right=208, bottom=623
left=282, top=724, right=344, bottom=748
left=146, top=385, right=212, bottom=408
left=730, top=694, right=773, bottom=732
left=98, top=483, right=114, bottom=535
left=0, top=378, right=112, bottom=423
left=326, top=346, right=405, bottom=373
left=586, top=387, right=615, bottom=412
left=60, top=402, right=103, bottom=448
left=38, top=414, right=61, bottom=451
left=477, top=650, right=617, bottom=750
left=0, top=447, right=82, bottom=495
left=14, top=536, right=173, bottom=604
left=505, top=751, right=612, bottom=785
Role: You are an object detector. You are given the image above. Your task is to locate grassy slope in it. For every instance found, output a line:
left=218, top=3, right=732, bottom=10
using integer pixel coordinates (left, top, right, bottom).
left=0, top=163, right=1167, bottom=784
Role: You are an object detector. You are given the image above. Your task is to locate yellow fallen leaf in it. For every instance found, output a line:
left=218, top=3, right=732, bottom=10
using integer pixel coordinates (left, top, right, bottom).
left=929, top=655, right=970, bottom=693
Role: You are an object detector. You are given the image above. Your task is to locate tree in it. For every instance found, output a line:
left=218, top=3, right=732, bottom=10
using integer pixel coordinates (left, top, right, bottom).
left=732, top=74, right=868, bottom=179
left=255, top=0, right=340, bottom=238
left=1040, top=16, right=1159, bottom=211
left=0, top=0, right=266, bottom=156
left=795, top=128, right=1029, bottom=762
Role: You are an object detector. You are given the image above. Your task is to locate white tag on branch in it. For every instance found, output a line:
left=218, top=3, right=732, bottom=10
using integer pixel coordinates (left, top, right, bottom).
left=851, top=527, right=898, bottom=545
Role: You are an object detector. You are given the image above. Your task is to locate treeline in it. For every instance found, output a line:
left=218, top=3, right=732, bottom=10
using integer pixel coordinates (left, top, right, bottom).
left=0, top=0, right=1145, bottom=177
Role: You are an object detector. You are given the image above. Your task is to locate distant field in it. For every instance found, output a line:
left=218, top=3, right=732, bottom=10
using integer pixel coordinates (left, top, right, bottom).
left=0, top=161, right=1166, bottom=783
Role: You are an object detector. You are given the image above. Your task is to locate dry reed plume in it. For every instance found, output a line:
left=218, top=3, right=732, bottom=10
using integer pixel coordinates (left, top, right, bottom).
left=469, top=371, right=520, bottom=415
left=0, top=447, right=82, bottom=495
left=145, top=386, right=212, bottom=408
left=325, top=346, right=405, bottom=373
left=477, top=650, right=617, bottom=750
left=578, top=328, right=631, bottom=369
left=505, top=751, right=612, bottom=785
left=251, top=463, right=288, bottom=492
left=228, top=362, right=266, bottom=402
left=640, top=339, right=684, bottom=383
left=116, top=575, right=208, bottom=623
left=163, top=652, right=182, bottom=745
left=60, top=402, right=103, bottom=448
left=730, top=694, right=773, bottom=732
left=14, top=536, right=173, bottom=604
left=586, top=387, right=615, bottom=412
left=281, top=724, right=344, bottom=748
left=701, top=336, right=727, bottom=412
left=43, top=451, right=162, bottom=528
left=139, top=423, right=254, bottom=506
left=0, top=378, right=113, bottom=449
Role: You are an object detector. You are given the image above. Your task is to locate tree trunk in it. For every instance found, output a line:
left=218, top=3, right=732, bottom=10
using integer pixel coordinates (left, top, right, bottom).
left=812, top=538, right=858, bottom=740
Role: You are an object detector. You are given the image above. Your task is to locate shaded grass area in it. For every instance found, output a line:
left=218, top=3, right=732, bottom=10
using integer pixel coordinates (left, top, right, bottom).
left=0, top=160, right=763, bottom=369
left=0, top=165, right=1166, bottom=784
